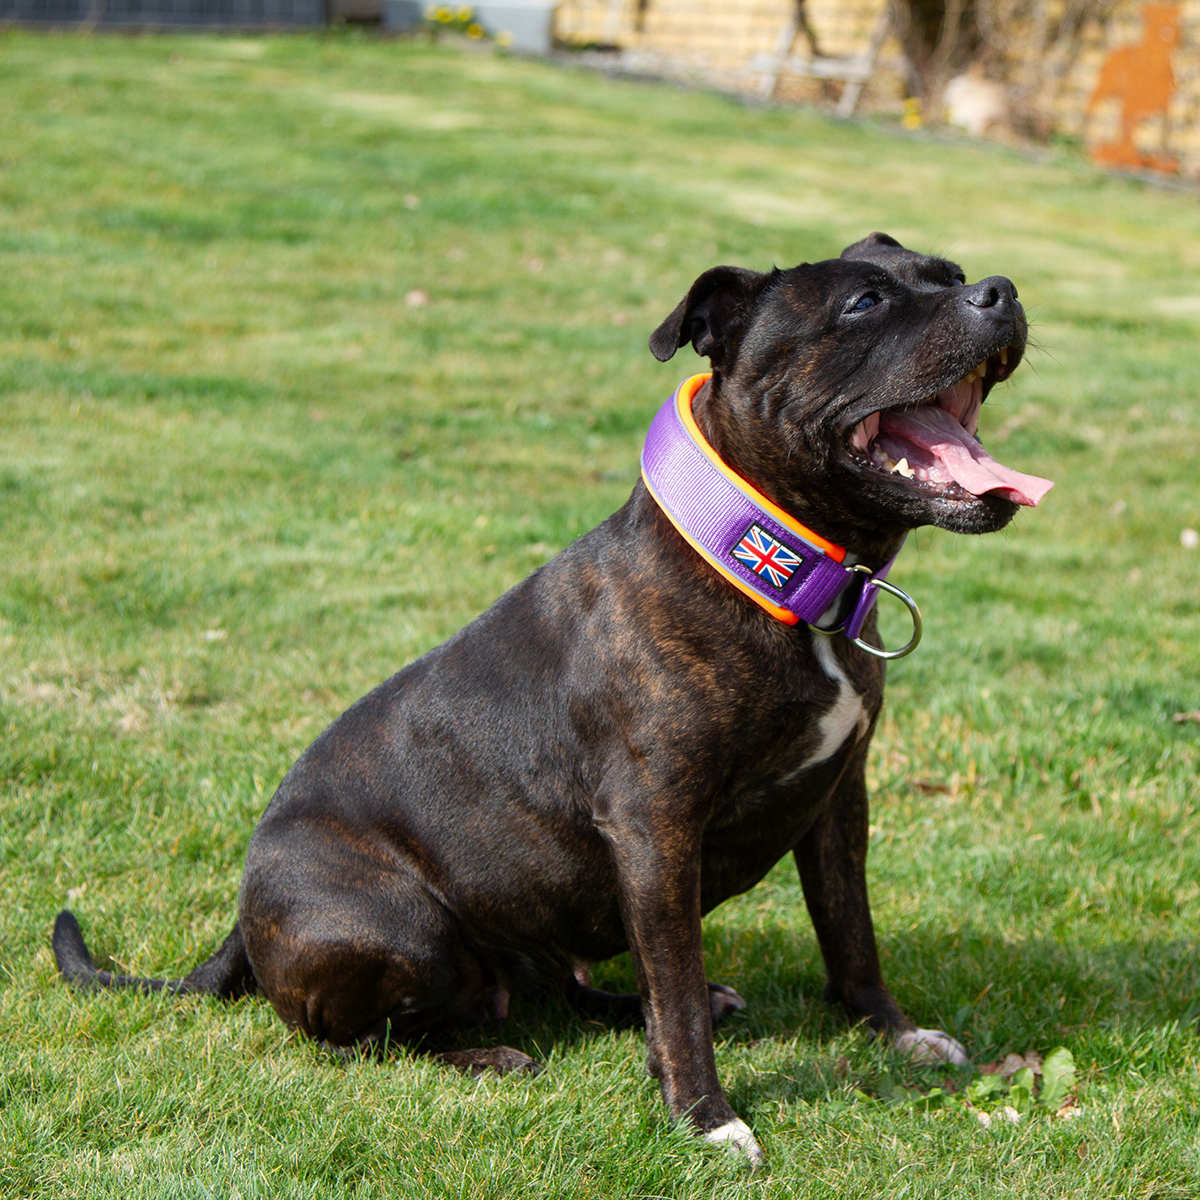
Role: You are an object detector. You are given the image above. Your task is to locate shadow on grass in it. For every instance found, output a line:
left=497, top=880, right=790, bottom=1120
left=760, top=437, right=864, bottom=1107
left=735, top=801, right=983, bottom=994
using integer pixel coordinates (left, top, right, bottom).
left=366, top=920, right=1200, bottom=1109
left=60, top=913, right=1200, bottom=1116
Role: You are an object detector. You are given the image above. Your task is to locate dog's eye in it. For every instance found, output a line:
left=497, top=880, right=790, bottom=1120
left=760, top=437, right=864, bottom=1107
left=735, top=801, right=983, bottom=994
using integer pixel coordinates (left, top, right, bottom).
left=953, top=273, right=966, bottom=285
left=848, top=293, right=879, bottom=313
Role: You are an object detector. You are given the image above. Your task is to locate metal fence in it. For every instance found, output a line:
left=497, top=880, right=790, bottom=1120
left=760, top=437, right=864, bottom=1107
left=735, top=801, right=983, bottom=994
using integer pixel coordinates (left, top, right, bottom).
left=0, top=0, right=325, bottom=25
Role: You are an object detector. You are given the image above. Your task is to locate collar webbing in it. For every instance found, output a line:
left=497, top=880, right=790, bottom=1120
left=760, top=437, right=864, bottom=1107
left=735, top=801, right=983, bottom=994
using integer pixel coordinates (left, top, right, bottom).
left=640, top=374, right=918, bottom=656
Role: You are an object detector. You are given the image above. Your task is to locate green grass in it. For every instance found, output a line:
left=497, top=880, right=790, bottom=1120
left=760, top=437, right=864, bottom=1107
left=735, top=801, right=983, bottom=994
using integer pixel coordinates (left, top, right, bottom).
left=2, top=28, right=1199, bottom=1199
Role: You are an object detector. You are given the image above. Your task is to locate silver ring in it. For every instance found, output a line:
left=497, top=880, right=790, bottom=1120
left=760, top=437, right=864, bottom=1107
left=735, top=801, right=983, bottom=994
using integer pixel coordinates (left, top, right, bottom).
left=851, top=576, right=923, bottom=660
left=809, top=567, right=922, bottom=660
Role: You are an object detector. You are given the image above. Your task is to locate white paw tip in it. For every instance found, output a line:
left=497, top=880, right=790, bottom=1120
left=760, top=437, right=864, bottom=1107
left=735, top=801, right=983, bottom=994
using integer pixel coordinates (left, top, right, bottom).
left=702, top=1118, right=765, bottom=1166
left=895, top=1028, right=971, bottom=1067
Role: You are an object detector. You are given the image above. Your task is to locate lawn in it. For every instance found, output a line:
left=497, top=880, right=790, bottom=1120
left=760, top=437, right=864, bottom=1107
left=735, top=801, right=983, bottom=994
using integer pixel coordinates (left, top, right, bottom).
left=2, top=27, right=1199, bottom=1199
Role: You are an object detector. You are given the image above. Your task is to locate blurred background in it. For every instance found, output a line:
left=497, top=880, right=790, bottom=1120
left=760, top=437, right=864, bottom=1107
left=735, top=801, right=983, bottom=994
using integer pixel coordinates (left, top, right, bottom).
left=3, top=0, right=1197, bottom=177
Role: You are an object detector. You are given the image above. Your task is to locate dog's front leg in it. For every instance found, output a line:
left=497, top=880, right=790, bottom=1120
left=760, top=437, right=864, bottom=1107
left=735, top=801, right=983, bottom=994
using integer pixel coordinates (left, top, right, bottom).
left=605, top=820, right=764, bottom=1166
left=794, top=757, right=969, bottom=1066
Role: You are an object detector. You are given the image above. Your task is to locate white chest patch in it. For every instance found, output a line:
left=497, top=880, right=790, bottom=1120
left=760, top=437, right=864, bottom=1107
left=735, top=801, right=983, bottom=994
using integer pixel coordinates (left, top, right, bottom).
left=791, top=637, right=867, bottom=773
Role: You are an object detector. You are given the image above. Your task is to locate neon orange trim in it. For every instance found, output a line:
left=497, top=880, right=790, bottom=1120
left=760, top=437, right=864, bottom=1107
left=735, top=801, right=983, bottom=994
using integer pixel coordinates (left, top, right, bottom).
left=674, top=374, right=846, bottom=564
left=642, top=468, right=800, bottom=625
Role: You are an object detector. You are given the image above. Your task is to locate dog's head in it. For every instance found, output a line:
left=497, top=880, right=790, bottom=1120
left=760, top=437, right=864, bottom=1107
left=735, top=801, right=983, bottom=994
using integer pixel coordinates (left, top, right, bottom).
left=650, top=233, right=1049, bottom=546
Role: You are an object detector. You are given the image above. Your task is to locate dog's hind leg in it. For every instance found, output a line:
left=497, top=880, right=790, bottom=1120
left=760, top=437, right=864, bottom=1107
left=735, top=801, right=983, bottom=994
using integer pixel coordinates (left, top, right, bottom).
left=435, top=1046, right=541, bottom=1076
left=705, top=981, right=748, bottom=1022
left=566, top=967, right=745, bottom=1026
left=241, top=854, right=541, bottom=1076
left=794, top=758, right=969, bottom=1067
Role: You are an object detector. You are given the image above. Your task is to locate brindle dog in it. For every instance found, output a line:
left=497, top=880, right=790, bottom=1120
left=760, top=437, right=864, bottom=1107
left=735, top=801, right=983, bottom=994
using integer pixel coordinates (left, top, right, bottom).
left=55, top=233, right=1034, bottom=1165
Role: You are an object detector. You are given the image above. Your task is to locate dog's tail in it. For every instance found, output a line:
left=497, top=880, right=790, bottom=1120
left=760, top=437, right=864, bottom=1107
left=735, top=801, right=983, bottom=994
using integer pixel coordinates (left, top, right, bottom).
left=52, top=910, right=258, bottom=999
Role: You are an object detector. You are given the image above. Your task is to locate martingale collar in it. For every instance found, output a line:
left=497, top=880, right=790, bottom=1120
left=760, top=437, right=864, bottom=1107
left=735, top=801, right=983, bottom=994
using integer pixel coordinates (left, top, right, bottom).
left=640, top=374, right=922, bottom=659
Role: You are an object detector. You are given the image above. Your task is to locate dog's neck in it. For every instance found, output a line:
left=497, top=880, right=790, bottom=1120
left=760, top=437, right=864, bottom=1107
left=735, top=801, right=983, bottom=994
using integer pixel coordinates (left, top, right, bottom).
left=690, top=378, right=908, bottom=567
left=641, top=374, right=921, bottom=656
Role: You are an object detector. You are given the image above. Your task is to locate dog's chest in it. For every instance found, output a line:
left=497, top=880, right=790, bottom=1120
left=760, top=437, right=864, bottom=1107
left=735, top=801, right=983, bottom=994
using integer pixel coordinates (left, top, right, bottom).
left=719, top=637, right=874, bottom=820
left=775, top=636, right=870, bottom=782
left=809, top=637, right=870, bottom=761
left=700, top=638, right=873, bottom=898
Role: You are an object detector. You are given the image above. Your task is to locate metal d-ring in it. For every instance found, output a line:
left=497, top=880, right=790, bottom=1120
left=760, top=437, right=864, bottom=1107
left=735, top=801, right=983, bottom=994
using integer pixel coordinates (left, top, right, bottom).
left=851, top=574, right=923, bottom=660
left=811, top=565, right=923, bottom=660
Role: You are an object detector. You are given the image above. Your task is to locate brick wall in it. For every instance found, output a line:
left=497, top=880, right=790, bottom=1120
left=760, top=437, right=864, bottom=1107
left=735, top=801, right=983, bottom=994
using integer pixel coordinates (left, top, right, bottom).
left=555, top=0, right=904, bottom=98
left=1052, top=0, right=1200, bottom=175
left=556, top=0, right=1200, bottom=178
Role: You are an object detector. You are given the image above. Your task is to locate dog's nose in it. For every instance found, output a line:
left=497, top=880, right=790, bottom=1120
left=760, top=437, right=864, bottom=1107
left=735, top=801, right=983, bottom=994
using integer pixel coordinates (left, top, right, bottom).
left=964, top=276, right=1019, bottom=310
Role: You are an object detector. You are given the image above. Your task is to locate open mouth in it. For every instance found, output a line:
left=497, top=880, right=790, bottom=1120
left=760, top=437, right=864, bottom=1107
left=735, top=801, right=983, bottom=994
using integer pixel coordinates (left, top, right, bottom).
left=845, top=348, right=1053, bottom=508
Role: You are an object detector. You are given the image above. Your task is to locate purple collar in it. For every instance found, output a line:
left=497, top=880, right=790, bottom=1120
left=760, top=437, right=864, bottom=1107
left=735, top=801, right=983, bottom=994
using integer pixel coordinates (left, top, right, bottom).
left=640, top=374, right=921, bottom=659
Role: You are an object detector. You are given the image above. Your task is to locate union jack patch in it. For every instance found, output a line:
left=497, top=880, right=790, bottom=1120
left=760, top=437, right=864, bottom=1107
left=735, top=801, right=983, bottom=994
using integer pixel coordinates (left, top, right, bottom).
left=731, top=523, right=804, bottom=590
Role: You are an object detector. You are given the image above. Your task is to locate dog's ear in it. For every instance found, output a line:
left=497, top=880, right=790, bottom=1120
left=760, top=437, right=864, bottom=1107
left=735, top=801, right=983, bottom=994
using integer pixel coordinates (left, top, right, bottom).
left=840, top=231, right=903, bottom=259
left=649, top=266, right=769, bottom=365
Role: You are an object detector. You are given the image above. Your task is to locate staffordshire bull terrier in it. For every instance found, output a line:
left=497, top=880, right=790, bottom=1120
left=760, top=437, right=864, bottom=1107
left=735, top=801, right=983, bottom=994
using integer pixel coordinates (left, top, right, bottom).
left=54, top=232, right=1052, bottom=1165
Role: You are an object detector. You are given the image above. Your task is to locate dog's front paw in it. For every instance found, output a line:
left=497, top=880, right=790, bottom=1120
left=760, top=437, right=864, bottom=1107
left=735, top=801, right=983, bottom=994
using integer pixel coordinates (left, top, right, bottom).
left=707, top=981, right=747, bottom=1023
left=701, top=1117, right=765, bottom=1167
left=894, top=1028, right=971, bottom=1067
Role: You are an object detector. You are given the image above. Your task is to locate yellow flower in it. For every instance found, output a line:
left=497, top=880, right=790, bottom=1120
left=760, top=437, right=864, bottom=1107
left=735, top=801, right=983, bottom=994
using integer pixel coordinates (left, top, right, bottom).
left=901, top=111, right=921, bottom=130
left=435, top=6, right=453, bottom=21
left=466, top=21, right=483, bottom=37
left=457, top=4, right=472, bottom=18
left=496, top=29, right=514, bottom=46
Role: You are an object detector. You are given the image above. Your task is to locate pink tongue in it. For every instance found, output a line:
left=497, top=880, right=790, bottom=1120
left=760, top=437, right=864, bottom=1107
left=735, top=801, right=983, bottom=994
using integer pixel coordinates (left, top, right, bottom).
left=879, top=405, right=1054, bottom=507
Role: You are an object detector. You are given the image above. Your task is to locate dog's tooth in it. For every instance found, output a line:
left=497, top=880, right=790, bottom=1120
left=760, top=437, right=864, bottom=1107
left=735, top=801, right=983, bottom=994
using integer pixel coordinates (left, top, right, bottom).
left=999, top=347, right=1009, bottom=366
left=893, top=457, right=915, bottom=479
